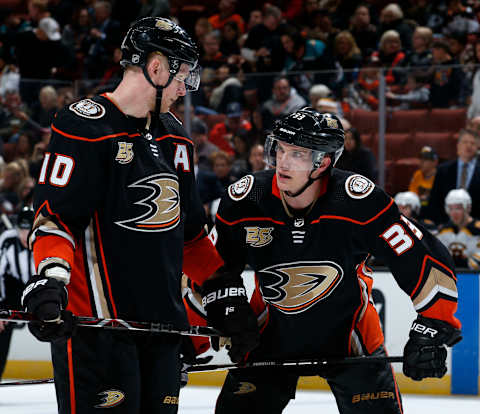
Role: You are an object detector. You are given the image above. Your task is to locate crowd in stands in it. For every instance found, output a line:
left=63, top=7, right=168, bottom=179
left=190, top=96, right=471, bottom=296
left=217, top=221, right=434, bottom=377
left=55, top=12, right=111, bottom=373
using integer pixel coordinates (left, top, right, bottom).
left=2, top=0, right=480, bottom=275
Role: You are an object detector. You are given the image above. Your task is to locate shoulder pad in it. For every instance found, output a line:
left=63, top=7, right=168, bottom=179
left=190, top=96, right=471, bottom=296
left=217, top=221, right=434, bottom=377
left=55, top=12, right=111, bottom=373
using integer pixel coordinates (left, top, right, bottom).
left=68, top=99, right=106, bottom=120
left=344, top=174, right=375, bottom=199
left=228, top=174, right=255, bottom=201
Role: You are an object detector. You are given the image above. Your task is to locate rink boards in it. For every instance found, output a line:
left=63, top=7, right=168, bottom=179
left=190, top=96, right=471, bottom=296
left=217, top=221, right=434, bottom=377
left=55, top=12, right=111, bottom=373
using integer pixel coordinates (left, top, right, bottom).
left=3, top=269, right=479, bottom=395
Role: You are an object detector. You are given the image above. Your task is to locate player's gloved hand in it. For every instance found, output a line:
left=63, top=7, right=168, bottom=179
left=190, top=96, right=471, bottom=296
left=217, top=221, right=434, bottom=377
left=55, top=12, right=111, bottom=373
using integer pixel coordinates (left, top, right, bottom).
left=403, top=315, right=462, bottom=381
left=201, top=274, right=260, bottom=363
left=21, top=268, right=76, bottom=343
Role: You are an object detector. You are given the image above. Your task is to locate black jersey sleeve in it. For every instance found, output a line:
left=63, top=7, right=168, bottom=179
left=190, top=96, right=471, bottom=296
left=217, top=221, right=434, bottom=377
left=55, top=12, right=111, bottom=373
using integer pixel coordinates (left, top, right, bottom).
left=352, top=183, right=460, bottom=328
left=30, top=106, right=110, bottom=269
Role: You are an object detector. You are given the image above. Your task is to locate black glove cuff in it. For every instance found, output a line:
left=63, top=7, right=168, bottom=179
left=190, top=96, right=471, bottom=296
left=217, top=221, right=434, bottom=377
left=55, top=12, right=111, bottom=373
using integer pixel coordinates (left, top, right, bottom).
left=21, top=275, right=68, bottom=314
left=410, top=316, right=462, bottom=347
left=201, top=276, right=247, bottom=308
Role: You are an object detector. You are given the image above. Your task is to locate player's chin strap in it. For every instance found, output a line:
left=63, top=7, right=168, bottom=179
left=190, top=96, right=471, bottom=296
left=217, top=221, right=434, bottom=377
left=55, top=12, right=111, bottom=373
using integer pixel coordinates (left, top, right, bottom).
left=284, top=171, right=320, bottom=198
left=142, top=66, right=175, bottom=118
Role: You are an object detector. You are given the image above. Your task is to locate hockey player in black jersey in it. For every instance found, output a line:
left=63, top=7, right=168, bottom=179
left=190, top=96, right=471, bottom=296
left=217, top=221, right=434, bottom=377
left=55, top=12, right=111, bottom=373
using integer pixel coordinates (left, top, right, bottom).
left=20, top=17, right=257, bottom=414
left=206, top=108, right=462, bottom=414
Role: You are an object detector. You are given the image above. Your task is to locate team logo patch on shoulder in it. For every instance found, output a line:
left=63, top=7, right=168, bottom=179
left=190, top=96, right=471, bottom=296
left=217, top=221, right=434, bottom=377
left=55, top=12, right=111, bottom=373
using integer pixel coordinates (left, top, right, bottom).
left=69, top=99, right=105, bottom=119
left=345, top=175, right=374, bottom=199
left=228, top=175, right=254, bottom=201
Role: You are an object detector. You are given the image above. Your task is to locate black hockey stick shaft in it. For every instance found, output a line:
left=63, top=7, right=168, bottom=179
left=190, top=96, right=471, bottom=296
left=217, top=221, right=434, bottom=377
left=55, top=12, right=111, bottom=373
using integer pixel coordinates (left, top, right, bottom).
left=0, top=356, right=404, bottom=386
left=0, top=309, right=221, bottom=337
left=187, top=355, right=404, bottom=373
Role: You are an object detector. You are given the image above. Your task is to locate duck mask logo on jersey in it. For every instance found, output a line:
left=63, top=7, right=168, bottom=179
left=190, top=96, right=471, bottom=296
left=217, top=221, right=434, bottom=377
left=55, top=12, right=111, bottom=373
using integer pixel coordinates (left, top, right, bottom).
left=115, top=173, right=180, bottom=232
left=259, top=261, right=344, bottom=314
left=94, top=389, right=125, bottom=408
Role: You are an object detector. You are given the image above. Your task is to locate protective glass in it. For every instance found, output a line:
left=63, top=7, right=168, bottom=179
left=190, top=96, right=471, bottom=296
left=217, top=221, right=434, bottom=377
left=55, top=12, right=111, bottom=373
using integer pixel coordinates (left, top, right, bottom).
left=265, top=136, right=325, bottom=172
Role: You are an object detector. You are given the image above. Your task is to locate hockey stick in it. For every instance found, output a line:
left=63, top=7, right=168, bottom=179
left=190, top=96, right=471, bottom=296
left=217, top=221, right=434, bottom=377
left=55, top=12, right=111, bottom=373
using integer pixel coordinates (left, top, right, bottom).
left=187, top=355, right=404, bottom=373
left=0, top=356, right=405, bottom=386
left=0, top=378, right=54, bottom=387
left=0, top=309, right=221, bottom=337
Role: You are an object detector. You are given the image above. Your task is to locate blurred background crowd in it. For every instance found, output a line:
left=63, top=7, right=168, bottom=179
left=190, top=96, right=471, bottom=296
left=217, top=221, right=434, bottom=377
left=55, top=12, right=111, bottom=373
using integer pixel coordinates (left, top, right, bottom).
left=2, top=1, right=480, bottom=343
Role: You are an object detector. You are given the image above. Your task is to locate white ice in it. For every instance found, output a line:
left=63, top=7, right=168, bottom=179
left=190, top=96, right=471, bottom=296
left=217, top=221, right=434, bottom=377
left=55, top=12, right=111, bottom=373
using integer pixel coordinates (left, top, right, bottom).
left=0, top=384, right=479, bottom=413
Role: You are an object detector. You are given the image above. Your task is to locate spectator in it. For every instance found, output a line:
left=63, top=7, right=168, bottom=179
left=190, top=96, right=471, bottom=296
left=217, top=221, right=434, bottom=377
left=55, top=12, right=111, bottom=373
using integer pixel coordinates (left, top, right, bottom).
left=220, top=21, right=241, bottom=56
left=29, top=85, right=58, bottom=128
left=211, top=150, right=237, bottom=187
left=242, top=5, right=286, bottom=73
left=83, top=0, right=122, bottom=79
left=0, top=90, right=29, bottom=143
left=191, top=118, right=218, bottom=171
left=135, top=0, right=170, bottom=20
left=199, top=32, right=226, bottom=70
left=208, top=0, right=245, bottom=34
left=344, top=55, right=382, bottom=110
left=429, top=40, right=464, bottom=108
left=61, top=6, right=92, bottom=79
left=209, top=102, right=251, bottom=156
left=0, top=161, right=25, bottom=213
left=209, top=63, right=243, bottom=113
left=394, top=191, right=421, bottom=219
left=56, top=87, right=75, bottom=109
left=238, top=9, right=262, bottom=48
left=377, top=3, right=414, bottom=51
left=247, top=142, right=266, bottom=172
left=404, top=26, right=433, bottom=83
left=443, top=1, right=480, bottom=36
left=280, top=29, right=331, bottom=100
left=467, top=39, right=480, bottom=119
left=231, top=128, right=251, bottom=173
left=437, top=189, right=480, bottom=270
left=261, top=76, right=307, bottom=131
left=315, top=98, right=341, bottom=115
left=385, top=73, right=430, bottom=110
left=426, top=129, right=480, bottom=224
left=335, top=127, right=378, bottom=180
left=333, top=30, right=362, bottom=84
left=349, top=4, right=378, bottom=60
left=193, top=17, right=213, bottom=47
left=304, top=8, right=340, bottom=45
left=0, top=46, right=19, bottom=98
left=370, top=30, right=407, bottom=90
left=194, top=147, right=224, bottom=208
left=308, top=83, right=332, bottom=106
left=409, top=146, right=439, bottom=212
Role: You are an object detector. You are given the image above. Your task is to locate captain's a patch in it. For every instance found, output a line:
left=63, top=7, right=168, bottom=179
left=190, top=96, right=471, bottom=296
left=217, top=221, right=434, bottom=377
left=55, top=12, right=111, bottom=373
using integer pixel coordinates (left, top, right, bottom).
left=345, top=174, right=374, bottom=199
left=228, top=175, right=254, bottom=201
left=69, top=99, right=106, bottom=119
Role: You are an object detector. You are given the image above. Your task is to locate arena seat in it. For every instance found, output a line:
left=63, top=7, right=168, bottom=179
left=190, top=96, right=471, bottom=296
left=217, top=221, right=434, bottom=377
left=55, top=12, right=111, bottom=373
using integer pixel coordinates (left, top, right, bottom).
left=412, top=132, right=456, bottom=161
left=387, top=110, right=429, bottom=133
left=349, top=109, right=379, bottom=134
left=392, top=158, right=421, bottom=193
left=422, top=108, right=467, bottom=133
left=371, top=133, right=413, bottom=160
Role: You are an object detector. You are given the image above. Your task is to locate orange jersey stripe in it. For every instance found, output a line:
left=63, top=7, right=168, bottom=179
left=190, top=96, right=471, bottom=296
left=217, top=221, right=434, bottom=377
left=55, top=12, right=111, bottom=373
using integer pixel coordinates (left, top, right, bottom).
left=411, top=254, right=457, bottom=298
left=33, top=235, right=74, bottom=270
left=155, top=134, right=194, bottom=146
left=36, top=200, right=75, bottom=241
left=420, top=298, right=461, bottom=329
left=216, top=214, right=286, bottom=226
left=51, top=124, right=140, bottom=142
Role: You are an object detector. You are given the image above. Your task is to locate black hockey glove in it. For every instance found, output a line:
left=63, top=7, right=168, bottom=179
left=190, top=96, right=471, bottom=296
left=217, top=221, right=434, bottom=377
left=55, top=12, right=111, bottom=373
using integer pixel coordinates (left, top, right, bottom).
left=21, top=273, right=75, bottom=343
left=403, top=315, right=462, bottom=381
left=202, top=275, right=260, bottom=363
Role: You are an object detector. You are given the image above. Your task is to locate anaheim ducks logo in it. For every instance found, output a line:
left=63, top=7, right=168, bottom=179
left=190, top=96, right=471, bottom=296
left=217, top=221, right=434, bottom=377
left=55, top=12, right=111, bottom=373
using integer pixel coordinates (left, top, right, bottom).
left=115, top=173, right=180, bottom=232
left=94, top=389, right=125, bottom=408
left=233, top=382, right=257, bottom=395
left=259, top=261, right=343, bottom=314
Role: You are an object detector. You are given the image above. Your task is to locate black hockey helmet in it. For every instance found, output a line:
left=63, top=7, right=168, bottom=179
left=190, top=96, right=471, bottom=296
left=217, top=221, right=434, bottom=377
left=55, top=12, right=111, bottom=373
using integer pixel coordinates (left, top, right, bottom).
left=265, top=107, right=345, bottom=171
left=17, top=206, right=34, bottom=230
left=120, top=17, right=200, bottom=91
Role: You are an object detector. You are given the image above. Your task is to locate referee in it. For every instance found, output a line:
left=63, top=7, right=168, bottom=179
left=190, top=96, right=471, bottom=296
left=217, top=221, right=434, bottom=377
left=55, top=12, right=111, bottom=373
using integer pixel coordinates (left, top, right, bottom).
left=0, top=206, right=34, bottom=379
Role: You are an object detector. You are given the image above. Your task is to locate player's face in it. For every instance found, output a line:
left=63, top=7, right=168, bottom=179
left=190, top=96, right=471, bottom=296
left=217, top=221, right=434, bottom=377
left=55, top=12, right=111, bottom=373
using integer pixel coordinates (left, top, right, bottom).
left=275, top=141, right=313, bottom=192
left=160, top=62, right=189, bottom=112
left=447, top=203, right=467, bottom=226
left=398, top=204, right=413, bottom=218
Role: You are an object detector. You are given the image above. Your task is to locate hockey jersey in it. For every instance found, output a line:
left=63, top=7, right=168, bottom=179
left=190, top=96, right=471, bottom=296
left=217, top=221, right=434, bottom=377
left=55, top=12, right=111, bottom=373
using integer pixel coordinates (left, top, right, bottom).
left=437, top=219, right=480, bottom=270
left=30, top=95, right=223, bottom=327
left=213, top=169, right=460, bottom=359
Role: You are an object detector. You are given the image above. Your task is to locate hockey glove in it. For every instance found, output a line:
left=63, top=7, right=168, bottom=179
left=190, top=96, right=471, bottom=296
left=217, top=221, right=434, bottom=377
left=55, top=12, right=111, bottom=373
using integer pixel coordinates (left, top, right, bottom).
left=21, top=270, right=75, bottom=343
left=403, top=315, right=462, bottom=381
left=202, top=275, right=260, bottom=363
